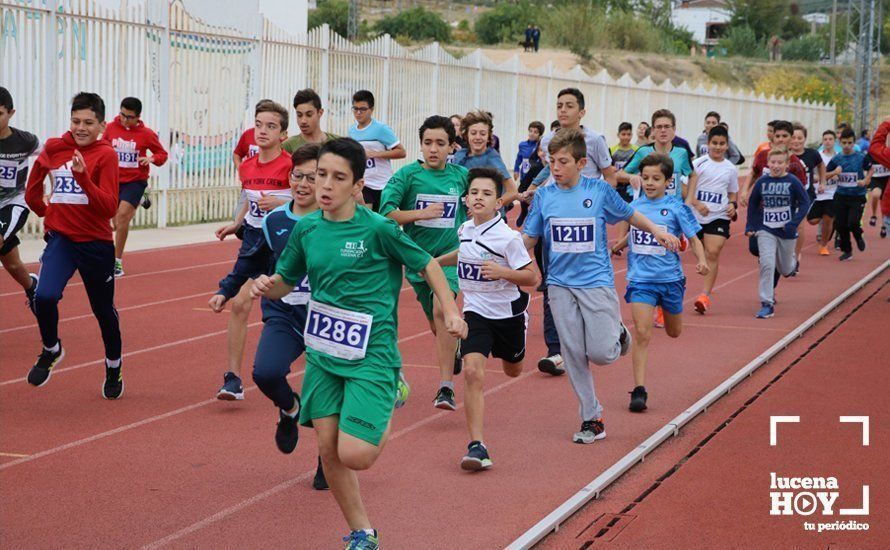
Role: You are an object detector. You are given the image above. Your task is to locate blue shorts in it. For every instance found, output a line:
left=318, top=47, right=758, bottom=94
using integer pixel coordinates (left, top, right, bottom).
left=624, top=279, right=686, bottom=315
left=119, top=180, right=148, bottom=208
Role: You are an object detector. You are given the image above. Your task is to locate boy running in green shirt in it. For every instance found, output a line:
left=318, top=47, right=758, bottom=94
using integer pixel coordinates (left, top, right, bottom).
left=252, top=138, right=466, bottom=550
left=379, top=115, right=469, bottom=411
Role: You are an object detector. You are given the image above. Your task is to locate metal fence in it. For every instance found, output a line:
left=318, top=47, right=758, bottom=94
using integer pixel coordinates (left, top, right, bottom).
left=1, top=0, right=836, bottom=237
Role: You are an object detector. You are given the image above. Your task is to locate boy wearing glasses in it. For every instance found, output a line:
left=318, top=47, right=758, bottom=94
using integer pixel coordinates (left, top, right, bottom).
left=348, top=90, right=406, bottom=212
left=102, top=96, right=168, bottom=277
left=618, top=109, right=695, bottom=200
left=208, top=101, right=292, bottom=402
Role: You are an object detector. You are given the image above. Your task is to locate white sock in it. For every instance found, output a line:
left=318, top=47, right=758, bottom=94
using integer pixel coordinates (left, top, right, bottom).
left=362, top=529, right=376, bottom=537
left=282, top=406, right=299, bottom=418
left=44, top=342, right=60, bottom=353
left=115, top=258, right=122, bottom=263
left=106, top=358, right=121, bottom=369
left=440, top=380, right=454, bottom=390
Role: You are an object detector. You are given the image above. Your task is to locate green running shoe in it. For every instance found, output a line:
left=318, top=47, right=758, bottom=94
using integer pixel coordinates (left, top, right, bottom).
left=343, top=529, right=379, bottom=550
left=395, top=370, right=410, bottom=409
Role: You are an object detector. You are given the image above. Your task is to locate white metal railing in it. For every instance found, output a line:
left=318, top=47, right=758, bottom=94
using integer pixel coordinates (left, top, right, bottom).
left=1, top=0, right=836, bottom=238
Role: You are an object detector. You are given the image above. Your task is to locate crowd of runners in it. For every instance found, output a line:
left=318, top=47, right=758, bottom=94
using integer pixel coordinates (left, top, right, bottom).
left=3, top=82, right=889, bottom=549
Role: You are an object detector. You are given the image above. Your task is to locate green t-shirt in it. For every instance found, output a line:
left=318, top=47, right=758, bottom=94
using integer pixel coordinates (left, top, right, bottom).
left=276, top=207, right=431, bottom=375
left=378, top=161, right=469, bottom=280
left=281, top=132, right=339, bottom=154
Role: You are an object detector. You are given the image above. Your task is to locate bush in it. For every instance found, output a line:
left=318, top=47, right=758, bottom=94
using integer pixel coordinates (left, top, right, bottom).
left=719, top=25, right=767, bottom=59
left=308, top=0, right=349, bottom=37
left=373, top=7, right=451, bottom=43
left=755, top=68, right=850, bottom=124
left=544, top=4, right=606, bottom=61
left=474, top=1, right=539, bottom=45
left=782, top=34, right=826, bottom=61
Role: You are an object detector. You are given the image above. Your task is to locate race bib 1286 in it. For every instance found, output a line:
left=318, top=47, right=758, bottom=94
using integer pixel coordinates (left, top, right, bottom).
left=304, top=300, right=372, bottom=361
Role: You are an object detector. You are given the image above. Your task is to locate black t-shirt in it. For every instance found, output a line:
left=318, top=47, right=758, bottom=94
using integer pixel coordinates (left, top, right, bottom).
left=795, top=148, right=823, bottom=187
left=0, top=127, right=40, bottom=204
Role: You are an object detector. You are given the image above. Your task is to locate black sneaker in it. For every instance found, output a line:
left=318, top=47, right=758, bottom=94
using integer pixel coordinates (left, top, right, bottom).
left=839, top=252, right=853, bottom=262
left=855, top=234, right=866, bottom=252
left=537, top=353, right=565, bottom=376
left=141, top=192, right=152, bottom=210
left=618, top=323, right=632, bottom=356
left=313, top=456, right=329, bottom=490
left=453, top=344, right=462, bottom=375
left=629, top=386, right=648, bottom=412
left=572, top=418, right=606, bottom=444
left=25, top=273, right=38, bottom=315
left=869, top=216, right=877, bottom=226
left=460, top=440, right=492, bottom=471
left=275, top=393, right=301, bottom=454
left=102, top=362, right=124, bottom=400
left=217, top=371, right=244, bottom=400
left=433, top=386, right=456, bottom=411
left=881, top=226, right=887, bottom=238
left=28, top=343, right=65, bottom=387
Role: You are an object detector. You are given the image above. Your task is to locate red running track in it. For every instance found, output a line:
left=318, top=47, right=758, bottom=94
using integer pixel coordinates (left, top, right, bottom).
left=1, top=220, right=888, bottom=549
left=541, top=276, right=889, bottom=549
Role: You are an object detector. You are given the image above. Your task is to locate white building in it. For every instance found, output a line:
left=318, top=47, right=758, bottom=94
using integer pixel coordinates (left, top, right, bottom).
left=671, top=0, right=732, bottom=48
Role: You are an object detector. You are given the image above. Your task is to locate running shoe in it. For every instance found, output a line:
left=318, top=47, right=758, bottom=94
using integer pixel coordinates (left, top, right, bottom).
left=102, top=361, right=124, bottom=400
left=217, top=371, right=244, bottom=400
left=629, top=386, right=648, bottom=412
left=25, top=273, right=38, bottom=314
left=618, top=322, right=632, bottom=356
left=114, top=259, right=124, bottom=278
left=573, top=418, right=606, bottom=444
left=275, top=393, right=301, bottom=454
left=537, top=353, right=566, bottom=376
left=839, top=252, right=853, bottom=262
left=395, top=371, right=410, bottom=409
left=27, top=343, right=65, bottom=387
left=343, top=530, right=379, bottom=550
left=654, top=306, right=664, bottom=328
left=869, top=216, right=877, bottom=226
left=693, top=294, right=710, bottom=314
left=460, top=440, right=493, bottom=471
left=313, top=456, right=329, bottom=490
left=855, top=234, right=866, bottom=252
left=433, top=386, right=456, bottom=411
left=819, top=246, right=830, bottom=256
left=881, top=226, right=887, bottom=238
left=141, top=192, right=152, bottom=209
left=755, top=303, right=775, bottom=319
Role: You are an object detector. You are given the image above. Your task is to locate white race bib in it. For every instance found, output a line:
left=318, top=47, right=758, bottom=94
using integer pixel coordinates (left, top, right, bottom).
left=873, top=164, right=890, bottom=178
left=304, top=300, right=372, bottom=361
left=415, top=193, right=459, bottom=228
left=365, top=157, right=377, bottom=169
left=696, top=189, right=725, bottom=206
left=763, top=206, right=791, bottom=228
left=550, top=217, right=596, bottom=253
left=837, top=173, right=858, bottom=188
left=0, top=160, right=19, bottom=189
left=281, top=275, right=310, bottom=306
left=630, top=225, right=667, bottom=256
left=116, top=149, right=139, bottom=169
left=457, top=258, right=500, bottom=292
left=49, top=169, right=88, bottom=205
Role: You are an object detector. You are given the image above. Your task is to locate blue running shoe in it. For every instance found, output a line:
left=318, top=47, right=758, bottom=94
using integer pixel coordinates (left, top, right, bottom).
left=217, top=371, right=244, bottom=400
left=343, top=529, right=379, bottom=550
left=460, top=440, right=492, bottom=471
left=755, top=302, right=775, bottom=319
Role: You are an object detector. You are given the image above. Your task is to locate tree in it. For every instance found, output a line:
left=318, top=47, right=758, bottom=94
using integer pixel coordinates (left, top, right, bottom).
left=727, top=0, right=789, bottom=41
left=474, top=1, right=540, bottom=45
left=373, top=7, right=451, bottom=43
left=308, top=0, right=349, bottom=37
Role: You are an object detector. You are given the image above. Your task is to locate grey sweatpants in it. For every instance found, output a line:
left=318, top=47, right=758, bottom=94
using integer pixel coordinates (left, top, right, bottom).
left=549, top=285, right=623, bottom=422
left=756, top=231, right=796, bottom=305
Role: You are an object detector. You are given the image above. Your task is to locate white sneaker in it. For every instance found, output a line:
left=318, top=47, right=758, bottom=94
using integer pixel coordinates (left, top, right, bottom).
left=113, top=259, right=124, bottom=278
left=537, top=354, right=565, bottom=376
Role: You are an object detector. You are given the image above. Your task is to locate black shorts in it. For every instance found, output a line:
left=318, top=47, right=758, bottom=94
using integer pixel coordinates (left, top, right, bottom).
left=361, top=187, right=382, bottom=212
left=696, top=218, right=731, bottom=240
left=119, top=180, right=148, bottom=208
left=460, top=310, right=528, bottom=363
left=0, top=203, right=30, bottom=256
left=868, top=177, right=887, bottom=193
left=807, top=199, right=835, bottom=221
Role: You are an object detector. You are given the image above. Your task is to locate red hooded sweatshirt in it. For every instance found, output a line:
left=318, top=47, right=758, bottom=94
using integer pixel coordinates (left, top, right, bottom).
left=25, top=132, right=119, bottom=242
left=868, top=121, right=890, bottom=168
left=102, top=116, right=168, bottom=183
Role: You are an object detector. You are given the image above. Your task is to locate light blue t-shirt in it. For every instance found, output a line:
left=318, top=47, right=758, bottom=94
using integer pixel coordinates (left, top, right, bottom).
left=626, top=195, right=701, bottom=283
left=524, top=176, right=634, bottom=289
left=348, top=118, right=400, bottom=190
left=451, top=147, right=512, bottom=181
left=624, top=144, right=694, bottom=196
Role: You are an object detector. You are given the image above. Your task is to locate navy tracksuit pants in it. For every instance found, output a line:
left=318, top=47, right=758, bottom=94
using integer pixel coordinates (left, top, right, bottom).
left=35, top=232, right=121, bottom=360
